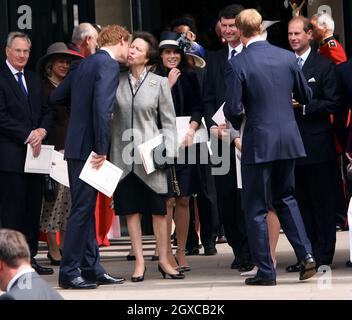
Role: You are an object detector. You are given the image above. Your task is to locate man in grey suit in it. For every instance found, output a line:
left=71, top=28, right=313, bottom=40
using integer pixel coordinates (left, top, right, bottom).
left=224, top=9, right=316, bottom=285
left=0, top=229, right=63, bottom=300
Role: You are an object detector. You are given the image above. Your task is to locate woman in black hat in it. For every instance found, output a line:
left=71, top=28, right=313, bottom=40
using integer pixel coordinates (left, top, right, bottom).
left=37, top=42, right=81, bottom=265
left=154, top=31, right=204, bottom=272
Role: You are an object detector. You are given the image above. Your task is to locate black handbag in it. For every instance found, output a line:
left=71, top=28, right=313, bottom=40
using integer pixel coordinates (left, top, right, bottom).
left=152, top=103, right=171, bottom=170
left=43, top=174, right=58, bottom=202
left=152, top=140, right=169, bottom=170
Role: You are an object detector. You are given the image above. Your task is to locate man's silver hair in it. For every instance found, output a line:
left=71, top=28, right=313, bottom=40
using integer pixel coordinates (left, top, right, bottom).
left=71, top=22, right=97, bottom=45
left=313, top=13, right=335, bottom=33
left=6, top=31, right=31, bottom=48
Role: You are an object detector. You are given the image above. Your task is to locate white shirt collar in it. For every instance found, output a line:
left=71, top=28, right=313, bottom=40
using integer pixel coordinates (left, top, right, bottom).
left=246, top=35, right=265, bottom=48
left=6, top=267, right=35, bottom=292
left=295, top=47, right=311, bottom=66
left=6, top=60, right=24, bottom=75
left=228, top=43, right=243, bottom=59
left=100, top=47, right=115, bottom=60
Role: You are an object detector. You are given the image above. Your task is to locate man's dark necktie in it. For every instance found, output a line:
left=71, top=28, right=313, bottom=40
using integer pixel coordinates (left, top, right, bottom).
left=16, top=72, right=28, bottom=96
left=231, top=49, right=236, bottom=58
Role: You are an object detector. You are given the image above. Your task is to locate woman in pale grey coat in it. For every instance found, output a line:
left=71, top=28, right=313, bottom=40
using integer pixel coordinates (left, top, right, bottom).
left=110, top=32, right=184, bottom=281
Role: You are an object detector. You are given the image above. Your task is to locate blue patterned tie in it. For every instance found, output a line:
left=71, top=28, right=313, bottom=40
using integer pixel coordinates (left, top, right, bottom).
left=16, top=72, right=28, bottom=96
left=297, top=57, right=304, bottom=70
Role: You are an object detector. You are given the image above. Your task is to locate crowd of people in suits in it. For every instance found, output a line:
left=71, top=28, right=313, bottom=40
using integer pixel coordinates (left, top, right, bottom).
left=1, top=2, right=352, bottom=298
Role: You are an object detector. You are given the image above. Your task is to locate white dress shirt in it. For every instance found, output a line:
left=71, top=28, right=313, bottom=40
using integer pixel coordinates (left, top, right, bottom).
left=100, top=47, right=115, bottom=60
left=295, top=47, right=311, bottom=68
left=6, top=60, right=28, bottom=92
left=246, top=35, right=265, bottom=48
left=228, top=43, right=243, bottom=60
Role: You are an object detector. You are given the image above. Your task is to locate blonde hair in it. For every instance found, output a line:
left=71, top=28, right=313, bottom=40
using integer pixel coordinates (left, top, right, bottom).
left=97, top=25, right=130, bottom=48
left=235, top=9, right=262, bottom=38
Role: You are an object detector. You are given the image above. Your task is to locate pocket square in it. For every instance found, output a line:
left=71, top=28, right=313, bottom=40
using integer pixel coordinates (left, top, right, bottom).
left=308, top=77, right=316, bottom=83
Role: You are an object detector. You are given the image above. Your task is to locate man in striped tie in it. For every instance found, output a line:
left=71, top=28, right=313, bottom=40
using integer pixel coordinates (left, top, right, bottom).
left=287, top=15, right=340, bottom=273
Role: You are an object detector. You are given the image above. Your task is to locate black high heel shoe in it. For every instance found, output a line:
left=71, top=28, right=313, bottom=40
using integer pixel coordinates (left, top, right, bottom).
left=131, top=267, right=146, bottom=282
left=47, top=252, right=61, bottom=266
left=175, top=249, right=191, bottom=272
left=158, top=264, right=185, bottom=279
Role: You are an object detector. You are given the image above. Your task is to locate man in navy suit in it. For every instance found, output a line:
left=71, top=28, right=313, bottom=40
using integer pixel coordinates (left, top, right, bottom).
left=0, top=32, right=53, bottom=276
left=203, top=4, right=253, bottom=270
left=224, top=9, right=316, bottom=285
left=51, top=25, right=130, bottom=289
left=287, top=16, right=340, bottom=271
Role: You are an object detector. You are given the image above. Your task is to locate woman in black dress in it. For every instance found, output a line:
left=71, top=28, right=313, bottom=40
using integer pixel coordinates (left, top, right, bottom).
left=154, top=32, right=203, bottom=271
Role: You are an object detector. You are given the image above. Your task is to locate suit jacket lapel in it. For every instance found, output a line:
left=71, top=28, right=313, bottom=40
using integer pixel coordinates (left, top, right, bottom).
left=302, top=50, right=315, bottom=79
left=24, top=72, right=35, bottom=116
left=220, top=47, right=228, bottom=71
left=1, top=64, right=31, bottom=109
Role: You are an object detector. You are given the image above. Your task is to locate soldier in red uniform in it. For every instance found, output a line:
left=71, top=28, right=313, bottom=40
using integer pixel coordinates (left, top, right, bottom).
left=310, top=13, right=347, bottom=65
left=311, top=12, right=348, bottom=233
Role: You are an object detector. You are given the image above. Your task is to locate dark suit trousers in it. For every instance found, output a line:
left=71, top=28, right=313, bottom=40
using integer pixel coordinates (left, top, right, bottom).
left=59, top=159, right=105, bottom=282
left=0, top=172, right=43, bottom=257
left=295, top=161, right=337, bottom=265
left=193, top=162, right=219, bottom=250
left=215, top=156, right=251, bottom=264
left=242, top=160, right=312, bottom=279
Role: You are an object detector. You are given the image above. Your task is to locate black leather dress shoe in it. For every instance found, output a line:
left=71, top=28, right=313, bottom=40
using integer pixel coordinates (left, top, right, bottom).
left=59, top=276, right=97, bottom=289
left=231, top=259, right=241, bottom=269
left=239, top=264, right=255, bottom=272
left=299, top=254, right=317, bottom=281
left=204, top=247, right=217, bottom=255
left=216, top=236, right=227, bottom=244
left=346, top=260, right=352, bottom=268
left=286, top=261, right=300, bottom=273
left=245, top=276, right=276, bottom=286
left=31, top=258, right=54, bottom=275
left=95, top=273, right=125, bottom=285
left=186, top=247, right=199, bottom=256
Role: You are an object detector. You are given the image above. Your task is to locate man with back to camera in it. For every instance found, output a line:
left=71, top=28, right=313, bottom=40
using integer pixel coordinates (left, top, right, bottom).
left=310, top=13, right=347, bottom=65
left=0, top=229, right=63, bottom=300
left=67, top=22, right=99, bottom=58
left=311, top=13, right=348, bottom=233
left=51, top=25, right=130, bottom=289
left=224, top=9, right=316, bottom=286
left=203, top=4, right=253, bottom=272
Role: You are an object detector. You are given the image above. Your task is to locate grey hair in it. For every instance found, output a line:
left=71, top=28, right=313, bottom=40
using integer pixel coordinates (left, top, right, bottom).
left=0, top=229, right=30, bottom=268
left=6, top=31, right=31, bottom=48
left=314, top=13, right=335, bottom=33
left=71, top=22, right=97, bottom=45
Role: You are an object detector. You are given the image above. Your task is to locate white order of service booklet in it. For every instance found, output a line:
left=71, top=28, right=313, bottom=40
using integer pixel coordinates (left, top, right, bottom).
left=24, top=144, right=55, bottom=174
left=79, top=151, right=123, bottom=197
